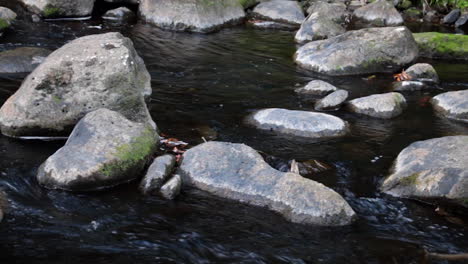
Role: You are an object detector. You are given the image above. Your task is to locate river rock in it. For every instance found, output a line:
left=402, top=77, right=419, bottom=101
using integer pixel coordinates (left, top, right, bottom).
left=295, top=27, right=418, bottom=76
left=252, top=0, right=305, bottom=26
left=104, top=0, right=139, bottom=4
left=414, top=32, right=468, bottom=60
left=0, top=32, right=153, bottom=137
left=295, top=80, right=337, bottom=96
left=160, top=174, right=182, bottom=200
left=102, top=7, right=136, bottom=22
left=0, top=47, right=52, bottom=74
left=431, top=90, right=468, bottom=123
left=18, top=0, right=95, bottom=18
left=295, top=13, right=346, bottom=43
left=246, top=108, right=349, bottom=138
left=455, top=13, right=468, bottom=28
left=315, top=90, right=349, bottom=111
left=0, top=7, right=16, bottom=33
left=347, top=92, right=407, bottom=118
left=306, top=2, right=347, bottom=23
left=139, top=0, right=245, bottom=33
left=37, top=109, right=158, bottom=191
left=442, top=9, right=461, bottom=24
left=353, top=0, right=404, bottom=26
left=178, top=141, right=356, bottom=225
left=406, top=63, right=439, bottom=83
left=381, top=136, right=468, bottom=207
left=139, top=154, right=176, bottom=195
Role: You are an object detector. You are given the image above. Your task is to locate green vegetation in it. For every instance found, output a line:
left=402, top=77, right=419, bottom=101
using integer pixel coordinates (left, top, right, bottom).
left=415, top=0, right=468, bottom=9
left=100, top=127, right=156, bottom=177
left=414, top=32, right=468, bottom=59
left=43, top=5, right=61, bottom=18
left=0, top=18, right=10, bottom=30
left=400, top=172, right=420, bottom=186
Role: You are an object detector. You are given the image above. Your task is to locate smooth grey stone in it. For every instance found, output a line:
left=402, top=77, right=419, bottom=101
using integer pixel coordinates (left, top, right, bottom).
left=295, top=80, right=337, bottom=96
left=252, top=0, right=305, bottom=26
left=431, top=90, right=468, bottom=123
left=246, top=108, right=349, bottom=138
left=0, top=32, right=154, bottom=137
left=37, top=109, right=159, bottom=191
left=295, top=27, right=418, bottom=76
left=0, top=47, right=52, bottom=73
left=381, top=136, right=468, bottom=208
left=160, top=174, right=182, bottom=200
left=347, top=92, right=407, bottom=118
left=178, top=141, right=357, bottom=225
left=405, top=63, right=439, bottom=83
left=315, top=89, right=349, bottom=111
left=139, top=0, right=245, bottom=33
left=353, top=0, right=404, bottom=26
left=139, top=154, right=176, bottom=195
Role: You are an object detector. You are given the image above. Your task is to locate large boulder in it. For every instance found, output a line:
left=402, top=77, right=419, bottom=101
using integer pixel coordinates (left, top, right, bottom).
left=18, top=0, right=95, bottom=18
left=0, top=7, right=16, bottom=33
left=413, top=32, right=468, bottom=60
left=431, top=90, right=468, bottom=123
left=381, top=136, right=468, bottom=208
left=0, top=47, right=52, bottom=74
left=178, top=141, right=356, bottom=225
left=37, top=109, right=158, bottom=191
left=246, top=108, right=349, bottom=138
left=295, top=27, right=418, bottom=76
left=353, top=0, right=403, bottom=26
left=252, top=0, right=305, bottom=26
left=306, top=2, right=347, bottom=23
left=0, top=32, right=153, bottom=137
left=139, top=0, right=245, bottom=33
left=295, top=12, right=345, bottom=43
left=347, top=92, right=407, bottom=118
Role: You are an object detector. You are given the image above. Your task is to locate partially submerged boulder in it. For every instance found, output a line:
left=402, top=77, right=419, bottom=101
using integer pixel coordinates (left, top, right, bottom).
left=393, top=63, right=439, bottom=91
left=252, top=0, right=305, bottom=27
left=18, top=0, right=95, bottom=18
left=0, top=7, right=16, bottom=33
left=139, top=154, right=176, bottom=195
left=431, top=90, right=468, bottom=123
left=160, top=174, right=182, bottom=200
left=347, top=92, right=407, bottom=118
left=37, top=109, right=159, bottom=191
left=0, top=47, right=52, bottom=74
left=413, top=32, right=468, bottom=60
left=381, top=136, right=468, bottom=208
left=0, top=32, right=153, bottom=137
left=246, top=108, right=349, bottom=138
left=353, top=0, right=404, bottom=26
left=295, top=80, right=337, bottom=96
left=295, top=27, right=418, bottom=76
left=178, top=141, right=356, bottom=225
left=102, top=7, right=136, bottom=23
left=315, top=90, right=349, bottom=111
left=295, top=12, right=345, bottom=43
left=139, top=0, right=245, bottom=33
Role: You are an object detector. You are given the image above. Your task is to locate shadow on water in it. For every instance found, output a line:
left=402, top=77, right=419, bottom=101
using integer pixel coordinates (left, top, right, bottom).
left=0, top=17, right=467, bottom=264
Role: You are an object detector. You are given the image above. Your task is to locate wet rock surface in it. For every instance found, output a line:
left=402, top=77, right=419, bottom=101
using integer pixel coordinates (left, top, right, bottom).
left=381, top=136, right=468, bottom=208
left=37, top=109, right=159, bottom=191
left=0, top=32, right=154, bottom=137
left=353, top=0, right=404, bottom=26
left=246, top=108, right=349, bottom=138
left=405, top=63, right=439, bottom=83
left=139, top=0, right=245, bottom=33
left=160, top=174, right=182, bottom=200
left=0, top=47, right=52, bottom=73
left=252, top=0, right=305, bottom=26
left=178, top=141, right=357, bottom=225
left=102, top=7, right=136, bottom=22
left=295, top=80, right=337, bottom=96
left=295, top=27, right=418, bottom=75
left=139, top=154, right=176, bottom=195
left=431, top=90, right=468, bottom=123
left=18, top=0, right=95, bottom=18
left=295, top=12, right=345, bottom=43
left=347, top=92, right=407, bottom=119
left=315, top=90, right=349, bottom=111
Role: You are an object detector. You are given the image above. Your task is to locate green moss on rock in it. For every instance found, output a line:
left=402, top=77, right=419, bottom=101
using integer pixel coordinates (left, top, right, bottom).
left=43, top=5, right=61, bottom=18
left=413, top=32, right=468, bottom=60
left=0, top=18, right=10, bottom=30
left=400, top=172, right=419, bottom=186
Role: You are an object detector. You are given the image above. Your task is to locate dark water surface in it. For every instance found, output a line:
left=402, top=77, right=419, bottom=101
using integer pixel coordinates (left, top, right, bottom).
left=0, top=18, right=467, bottom=264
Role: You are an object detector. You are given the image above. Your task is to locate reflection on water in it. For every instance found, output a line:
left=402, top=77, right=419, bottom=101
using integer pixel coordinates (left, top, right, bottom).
left=0, top=17, right=467, bottom=263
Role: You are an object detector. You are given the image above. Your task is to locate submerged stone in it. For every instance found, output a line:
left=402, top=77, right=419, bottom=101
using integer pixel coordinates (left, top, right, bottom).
left=0, top=47, right=51, bottom=74
left=178, top=141, right=356, bottom=225
left=431, top=90, right=468, bottom=123
left=0, top=32, right=154, bottom=137
left=381, top=136, right=468, bottom=208
left=295, top=27, right=418, bottom=76
left=37, top=109, right=159, bottom=191
left=347, top=92, right=407, bottom=118
left=413, top=32, right=468, bottom=60
left=246, top=108, right=349, bottom=138
left=139, top=0, right=245, bottom=33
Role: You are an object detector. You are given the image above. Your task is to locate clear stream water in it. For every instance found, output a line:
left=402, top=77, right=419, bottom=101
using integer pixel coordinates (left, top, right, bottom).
left=0, top=10, right=467, bottom=264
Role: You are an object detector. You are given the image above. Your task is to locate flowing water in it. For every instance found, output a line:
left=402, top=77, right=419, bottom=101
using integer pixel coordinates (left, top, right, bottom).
left=0, top=14, right=467, bottom=264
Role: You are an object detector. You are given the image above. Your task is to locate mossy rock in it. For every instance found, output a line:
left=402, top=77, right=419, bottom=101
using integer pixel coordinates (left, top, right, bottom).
left=413, top=32, right=468, bottom=60
left=0, top=18, right=9, bottom=30
left=238, top=0, right=258, bottom=9
left=42, top=5, right=62, bottom=18
left=398, top=0, right=412, bottom=9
